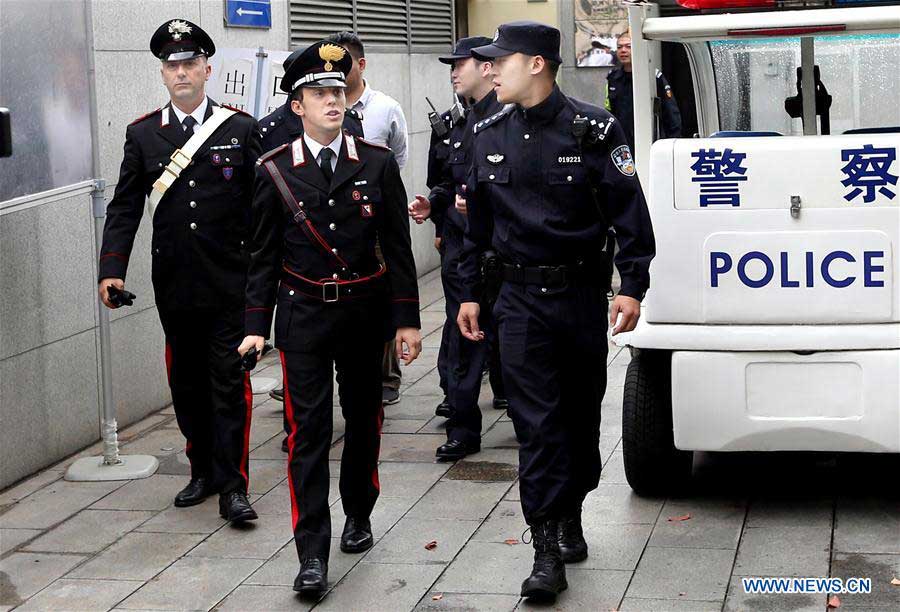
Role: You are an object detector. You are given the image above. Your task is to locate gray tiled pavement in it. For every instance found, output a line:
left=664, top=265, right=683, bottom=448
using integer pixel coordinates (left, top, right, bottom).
left=2, top=268, right=898, bottom=611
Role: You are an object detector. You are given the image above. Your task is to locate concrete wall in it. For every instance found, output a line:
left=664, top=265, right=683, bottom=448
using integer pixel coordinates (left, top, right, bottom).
left=0, top=0, right=450, bottom=488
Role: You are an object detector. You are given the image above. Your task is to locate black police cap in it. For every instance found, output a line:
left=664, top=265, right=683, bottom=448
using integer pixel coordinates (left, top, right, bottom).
left=150, top=19, right=215, bottom=62
left=472, top=21, right=562, bottom=65
left=282, top=41, right=353, bottom=93
left=278, top=48, right=305, bottom=93
left=438, top=36, right=493, bottom=65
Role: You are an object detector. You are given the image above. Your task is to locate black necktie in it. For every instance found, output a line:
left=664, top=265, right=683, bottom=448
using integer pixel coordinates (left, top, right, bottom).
left=318, top=148, right=334, bottom=183
left=182, top=115, right=198, bottom=133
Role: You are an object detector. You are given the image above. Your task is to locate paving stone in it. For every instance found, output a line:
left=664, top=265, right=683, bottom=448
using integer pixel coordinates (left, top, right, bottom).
left=0, top=469, right=64, bottom=506
left=376, top=462, right=449, bottom=499
left=503, top=480, right=520, bottom=502
left=248, top=415, right=286, bottom=448
left=648, top=498, right=747, bottom=550
left=90, top=475, right=185, bottom=511
left=418, top=416, right=448, bottom=434
left=834, top=498, right=900, bottom=554
left=831, top=552, right=900, bottom=610
left=245, top=539, right=361, bottom=587
left=433, top=541, right=533, bottom=594
left=600, top=450, right=627, bottom=484
left=251, top=435, right=291, bottom=460
left=0, top=552, right=87, bottom=607
left=519, top=568, right=631, bottom=611
left=214, top=584, right=313, bottom=611
left=471, top=501, right=526, bottom=544
left=620, top=597, right=723, bottom=611
left=190, top=515, right=293, bottom=559
left=154, top=452, right=191, bottom=476
left=119, top=427, right=187, bottom=457
left=456, top=448, right=519, bottom=467
left=578, top=523, right=654, bottom=571
left=248, top=459, right=288, bottom=496
left=407, top=481, right=511, bottom=521
left=723, top=576, right=822, bottom=612
left=581, top=483, right=664, bottom=525
left=15, top=578, right=142, bottom=611
left=0, top=528, right=41, bottom=555
left=135, top=496, right=226, bottom=534
left=444, top=461, right=518, bottom=483
left=745, top=498, right=834, bottom=529
left=733, top=526, right=831, bottom=578
left=480, top=420, right=518, bottom=450
left=315, top=561, right=445, bottom=612
left=117, top=556, right=263, bottom=610
left=0, top=480, right=125, bottom=529
left=368, top=433, right=448, bottom=463
left=383, top=419, right=431, bottom=434
left=366, top=517, right=480, bottom=564
left=23, top=510, right=153, bottom=554
left=389, top=395, right=447, bottom=421
left=68, top=532, right=205, bottom=581
left=415, top=592, right=520, bottom=611
left=627, top=546, right=734, bottom=601
left=251, top=482, right=292, bottom=516
left=403, top=372, right=444, bottom=395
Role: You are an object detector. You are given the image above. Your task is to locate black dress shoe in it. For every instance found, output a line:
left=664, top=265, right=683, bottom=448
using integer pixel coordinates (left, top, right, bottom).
left=558, top=511, right=588, bottom=563
left=270, top=387, right=284, bottom=402
left=218, top=490, right=258, bottom=523
left=173, top=477, right=214, bottom=507
left=281, top=436, right=289, bottom=453
left=435, top=439, right=480, bottom=462
left=435, top=397, right=452, bottom=418
left=340, top=516, right=374, bottom=553
left=293, top=558, right=328, bottom=595
left=492, top=397, right=509, bottom=410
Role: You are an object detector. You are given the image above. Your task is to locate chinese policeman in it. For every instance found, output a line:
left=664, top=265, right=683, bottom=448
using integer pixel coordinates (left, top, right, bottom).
left=408, top=36, right=508, bottom=461
left=457, top=22, right=655, bottom=600
left=98, top=19, right=262, bottom=523
left=257, top=45, right=365, bottom=455
left=237, top=41, right=421, bottom=597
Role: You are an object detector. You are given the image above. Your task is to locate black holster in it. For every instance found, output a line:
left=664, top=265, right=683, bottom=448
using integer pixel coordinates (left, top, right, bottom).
left=480, top=250, right=502, bottom=307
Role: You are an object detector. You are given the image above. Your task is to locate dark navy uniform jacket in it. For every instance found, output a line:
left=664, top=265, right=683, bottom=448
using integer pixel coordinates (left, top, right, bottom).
left=427, top=90, right=505, bottom=238
left=244, top=132, right=420, bottom=350
left=259, top=103, right=363, bottom=153
left=460, top=85, right=655, bottom=302
left=425, top=108, right=454, bottom=238
left=99, top=98, right=262, bottom=310
left=606, top=66, right=682, bottom=150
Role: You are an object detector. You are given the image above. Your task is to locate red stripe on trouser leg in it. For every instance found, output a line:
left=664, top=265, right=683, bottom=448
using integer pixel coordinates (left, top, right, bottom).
left=371, top=403, right=384, bottom=491
left=240, top=373, right=253, bottom=490
left=281, top=354, right=301, bottom=532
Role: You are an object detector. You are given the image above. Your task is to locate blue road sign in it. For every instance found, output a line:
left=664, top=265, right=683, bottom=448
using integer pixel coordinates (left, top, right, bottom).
left=225, top=0, right=272, bottom=29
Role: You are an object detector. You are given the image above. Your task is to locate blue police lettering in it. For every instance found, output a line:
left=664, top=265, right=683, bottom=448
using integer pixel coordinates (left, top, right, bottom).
left=709, top=250, right=886, bottom=288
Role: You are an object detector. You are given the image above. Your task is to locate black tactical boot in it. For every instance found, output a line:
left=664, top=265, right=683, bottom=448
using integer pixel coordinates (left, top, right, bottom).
left=520, top=520, right=568, bottom=601
left=558, top=509, right=588, bottom=563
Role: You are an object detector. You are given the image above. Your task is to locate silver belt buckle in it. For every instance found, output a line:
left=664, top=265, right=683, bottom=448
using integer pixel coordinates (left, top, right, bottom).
left=322, top=281, right=339, bottom=303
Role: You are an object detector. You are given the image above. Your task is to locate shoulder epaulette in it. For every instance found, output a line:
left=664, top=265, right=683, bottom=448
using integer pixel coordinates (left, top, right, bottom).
left=255, top=143, right=289, bottom=165
left=345, top=108, right=363, bottom=121
left=129, top=108, right=161, bottom=126
left=355, top=137, right=391, bottom=151
left=473, top=104, right=515, bottom=134
left=222, top=104, right=252, bottom=116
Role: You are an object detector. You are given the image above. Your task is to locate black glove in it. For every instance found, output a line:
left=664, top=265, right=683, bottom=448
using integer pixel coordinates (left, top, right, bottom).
left=107, top=286, right=136, bottom=308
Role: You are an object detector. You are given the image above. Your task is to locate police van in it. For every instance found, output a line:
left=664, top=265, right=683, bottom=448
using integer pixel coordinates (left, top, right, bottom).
left=616, top=0, right=900, bottom=495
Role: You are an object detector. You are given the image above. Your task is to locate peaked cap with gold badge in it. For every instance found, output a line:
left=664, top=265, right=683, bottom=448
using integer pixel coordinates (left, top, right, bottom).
left=281, top=40, right=353, bottom=92
left=150, top=18, right=215, bottom=61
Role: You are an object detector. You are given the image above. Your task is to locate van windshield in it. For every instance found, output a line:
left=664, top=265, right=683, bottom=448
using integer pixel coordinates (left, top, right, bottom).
left=710, top=33, right=900, bottom=135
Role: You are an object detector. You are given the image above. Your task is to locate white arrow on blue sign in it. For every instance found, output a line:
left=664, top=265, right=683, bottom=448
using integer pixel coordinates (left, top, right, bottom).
left=225, top=0, right=272, bottom=29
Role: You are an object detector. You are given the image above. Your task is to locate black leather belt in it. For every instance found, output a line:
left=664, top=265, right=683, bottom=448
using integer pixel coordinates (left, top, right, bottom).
left=500, top=259, right=603, bottom=288
left=282, top=265, right=385, bottom=303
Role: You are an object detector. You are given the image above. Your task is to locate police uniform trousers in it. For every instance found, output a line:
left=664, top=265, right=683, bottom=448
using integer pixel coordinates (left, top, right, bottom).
left=280, top=299, right=385, bottom=562
left=440, top=222, right=504, bottom=444
left=159, top=306, right=253, bottom=494
left=494, top=279, right=608, bottom=523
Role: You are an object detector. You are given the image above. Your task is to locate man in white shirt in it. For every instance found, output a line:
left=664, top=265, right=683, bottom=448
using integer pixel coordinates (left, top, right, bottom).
left=327, top=31, right=410, bottom=404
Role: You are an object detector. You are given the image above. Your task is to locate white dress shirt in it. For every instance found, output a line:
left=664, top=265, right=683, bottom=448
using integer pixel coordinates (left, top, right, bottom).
left=303, top=131, right=342, bottom=173
left=350, top=80, right=408, bottom=169
left=171, top=97, right=209, bottom=133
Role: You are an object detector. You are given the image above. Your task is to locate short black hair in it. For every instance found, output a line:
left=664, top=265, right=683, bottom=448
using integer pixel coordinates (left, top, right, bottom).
left=546, top=59, right=560, bottom=78
left=326, top=31, right=364, bottom=59
left=290, top=87, right=304, bottom=102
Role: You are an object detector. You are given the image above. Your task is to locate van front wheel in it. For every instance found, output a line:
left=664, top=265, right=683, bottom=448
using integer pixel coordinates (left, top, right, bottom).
left=622, top=349, right=692, bottom=496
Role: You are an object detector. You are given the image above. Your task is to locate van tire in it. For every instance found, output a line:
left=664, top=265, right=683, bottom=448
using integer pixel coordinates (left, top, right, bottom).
left=622, top=349, right=693, bottom=497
